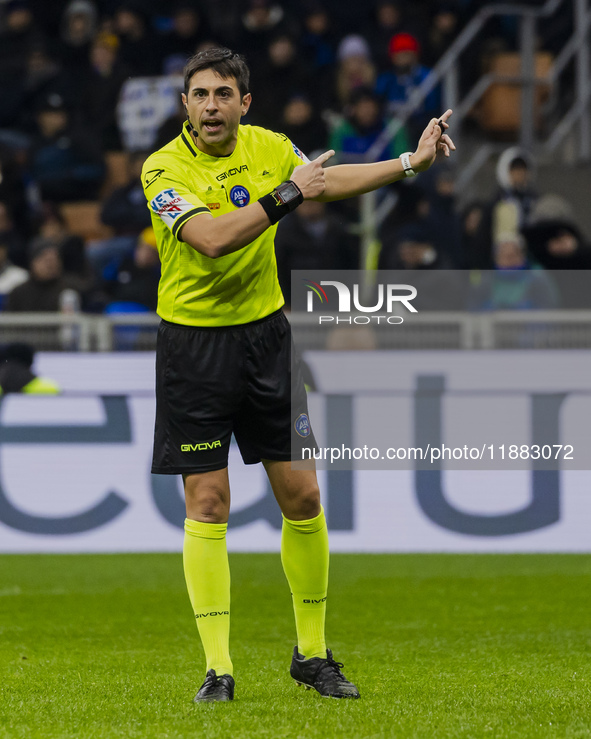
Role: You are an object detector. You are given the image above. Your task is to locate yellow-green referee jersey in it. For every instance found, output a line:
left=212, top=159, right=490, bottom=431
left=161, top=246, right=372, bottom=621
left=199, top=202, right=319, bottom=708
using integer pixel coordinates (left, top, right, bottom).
left=142, top=121, right=309, bottom=327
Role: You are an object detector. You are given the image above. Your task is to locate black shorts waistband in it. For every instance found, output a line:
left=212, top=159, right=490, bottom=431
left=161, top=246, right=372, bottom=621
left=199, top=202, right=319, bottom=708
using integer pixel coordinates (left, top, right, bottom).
left=161, top=308, right=284, bottom=332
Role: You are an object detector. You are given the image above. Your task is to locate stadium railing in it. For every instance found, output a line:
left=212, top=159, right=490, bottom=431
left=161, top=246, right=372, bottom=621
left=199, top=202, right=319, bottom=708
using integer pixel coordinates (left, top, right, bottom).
left=2, top=311, right=591, bottom=351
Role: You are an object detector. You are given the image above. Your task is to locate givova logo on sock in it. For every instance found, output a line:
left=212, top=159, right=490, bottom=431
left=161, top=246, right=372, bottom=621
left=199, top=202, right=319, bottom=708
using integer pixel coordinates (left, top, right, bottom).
left=195, top=611, right=229, bottom=619
left=303, top=597, right=327, bottom=604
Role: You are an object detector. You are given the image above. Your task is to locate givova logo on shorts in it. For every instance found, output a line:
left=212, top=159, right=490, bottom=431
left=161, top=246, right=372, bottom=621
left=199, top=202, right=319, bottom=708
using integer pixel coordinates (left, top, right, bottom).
left=181, top=441, right=222, bottom=452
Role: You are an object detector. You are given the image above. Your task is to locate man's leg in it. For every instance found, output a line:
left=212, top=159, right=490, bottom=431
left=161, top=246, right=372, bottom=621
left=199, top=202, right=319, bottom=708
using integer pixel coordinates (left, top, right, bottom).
left=183, top=468, right=234, bottom=690
left=264, top=459, right=359, bottom=697
left=264, top=460, right=328, bottom=658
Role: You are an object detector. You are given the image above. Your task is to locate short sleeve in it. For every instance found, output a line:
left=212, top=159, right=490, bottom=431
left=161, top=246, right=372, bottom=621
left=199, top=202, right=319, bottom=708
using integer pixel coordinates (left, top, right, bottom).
left=142, top=158, right=210, bottom=240
left=288, top=140, right=310, bottom=166
left=272, top=132, right=311, bottom=181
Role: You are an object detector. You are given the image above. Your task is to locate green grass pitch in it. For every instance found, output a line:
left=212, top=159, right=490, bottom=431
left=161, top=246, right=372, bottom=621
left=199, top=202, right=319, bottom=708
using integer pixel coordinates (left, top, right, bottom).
left=1, top=553, right=591, bottom=739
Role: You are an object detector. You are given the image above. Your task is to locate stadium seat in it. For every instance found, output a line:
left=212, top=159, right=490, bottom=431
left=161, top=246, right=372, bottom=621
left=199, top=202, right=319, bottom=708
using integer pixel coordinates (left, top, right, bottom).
left=59, top=202, right=113, bottom=241
left=478, top=52, right=552, bottom=135
left=103, top=301, right=150, bottom=315
left=101, top=151, right=131, bottom=198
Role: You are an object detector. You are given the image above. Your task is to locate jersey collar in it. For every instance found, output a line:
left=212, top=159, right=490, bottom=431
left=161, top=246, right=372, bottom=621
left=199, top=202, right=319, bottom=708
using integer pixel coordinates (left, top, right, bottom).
left=181, top=121, right=199, bottom=158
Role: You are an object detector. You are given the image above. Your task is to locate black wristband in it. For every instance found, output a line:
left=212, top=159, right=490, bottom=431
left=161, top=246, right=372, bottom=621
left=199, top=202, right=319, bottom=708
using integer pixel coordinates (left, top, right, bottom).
left=258, top=180, right=304, bottom=225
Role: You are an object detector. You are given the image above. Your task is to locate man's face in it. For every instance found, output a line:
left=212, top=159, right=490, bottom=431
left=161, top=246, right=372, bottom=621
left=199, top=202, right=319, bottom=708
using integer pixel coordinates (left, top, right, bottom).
left=269, top=37, right=295, bottom=67
left=283, top=97, right=312, bottom=126
left=398, top=241, right=435, bottom=267
left=353, top=98, right=380, bottom=128
left=37, top=109, right=68, bottom=138
left=306, top=11, right=328, bottom=35
left=392, top=50, right=417, bottom=73
left=182, top=69, right=251, bottom=157
left=174, top=9, right=199, bottom=37
left=509, top=164, right=529, bottom=190
left=91, top=42, right=116, bottom=72
left=115, top=10, right=142, bottom=35
left=547, top=230, right=578, bottom=256
left=31, top=248, right=62, bottom=282
left=495, top=239, right=525, bottom=268
left=378, top=3, right=400, bottom=28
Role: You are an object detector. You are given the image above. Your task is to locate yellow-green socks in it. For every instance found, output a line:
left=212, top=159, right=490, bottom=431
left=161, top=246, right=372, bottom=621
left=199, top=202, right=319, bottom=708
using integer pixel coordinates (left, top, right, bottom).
left=281, top=506, right=329, bottom=659
left=183, top=518, right=233, bottom=677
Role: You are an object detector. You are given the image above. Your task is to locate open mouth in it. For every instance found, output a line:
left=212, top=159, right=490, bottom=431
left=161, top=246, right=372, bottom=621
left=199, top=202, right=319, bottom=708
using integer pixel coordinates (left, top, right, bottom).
left=202, top=119, right=223, bottom=134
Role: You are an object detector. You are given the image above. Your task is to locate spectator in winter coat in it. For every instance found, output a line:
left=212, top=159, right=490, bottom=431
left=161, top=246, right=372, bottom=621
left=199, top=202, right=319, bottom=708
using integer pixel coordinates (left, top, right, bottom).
left=5, top=237, right=83, bottom=312
left=375, top=32, right=440, bottom=135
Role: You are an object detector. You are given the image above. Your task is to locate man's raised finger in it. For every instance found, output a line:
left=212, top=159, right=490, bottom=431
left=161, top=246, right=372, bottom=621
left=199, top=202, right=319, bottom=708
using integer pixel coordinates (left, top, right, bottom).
left=314, top=149, right=336, bottom=165
left=438, top=108, right=453, bottom=124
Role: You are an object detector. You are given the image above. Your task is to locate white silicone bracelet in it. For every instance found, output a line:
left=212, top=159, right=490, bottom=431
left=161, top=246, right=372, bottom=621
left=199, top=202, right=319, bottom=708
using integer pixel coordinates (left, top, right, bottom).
left=400, top=151, right=416, bottom=177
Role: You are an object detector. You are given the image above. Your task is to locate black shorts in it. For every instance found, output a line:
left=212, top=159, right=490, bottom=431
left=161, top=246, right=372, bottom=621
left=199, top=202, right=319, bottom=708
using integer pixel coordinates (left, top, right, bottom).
left=152, top=310, right=317, bottom=474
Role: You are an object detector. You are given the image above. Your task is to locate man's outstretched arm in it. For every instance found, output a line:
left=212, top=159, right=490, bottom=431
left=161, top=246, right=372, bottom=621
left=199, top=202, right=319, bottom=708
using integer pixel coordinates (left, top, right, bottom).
left=315, top=109, right=456, bottom=202
left=178, top=150, right=334, bottom=258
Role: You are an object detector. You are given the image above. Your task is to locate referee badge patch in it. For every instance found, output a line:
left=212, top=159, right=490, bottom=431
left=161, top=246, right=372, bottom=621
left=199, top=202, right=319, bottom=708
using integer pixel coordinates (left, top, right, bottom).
left=294, top=413, right=311, bottom=438
left=230, top=185, right=250, bottom=207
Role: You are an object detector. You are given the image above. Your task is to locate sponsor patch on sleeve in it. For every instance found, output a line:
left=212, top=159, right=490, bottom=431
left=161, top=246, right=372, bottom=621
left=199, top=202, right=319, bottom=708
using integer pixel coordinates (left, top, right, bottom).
left=149, top=188, right=197, bottom=228
left=292, top=142, right=310, bottom=164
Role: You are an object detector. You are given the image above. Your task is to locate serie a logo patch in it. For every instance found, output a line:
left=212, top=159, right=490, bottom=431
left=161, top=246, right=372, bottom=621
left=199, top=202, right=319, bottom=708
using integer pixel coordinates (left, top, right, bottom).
left=230, top=185, right=250, bottom=207
left=294, top=413, right=311, bottom=438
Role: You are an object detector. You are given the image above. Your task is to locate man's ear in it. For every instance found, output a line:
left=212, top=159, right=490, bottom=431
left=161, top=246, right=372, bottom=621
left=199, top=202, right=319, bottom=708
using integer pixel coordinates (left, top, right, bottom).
left=241, top=92, right=252, bottom=116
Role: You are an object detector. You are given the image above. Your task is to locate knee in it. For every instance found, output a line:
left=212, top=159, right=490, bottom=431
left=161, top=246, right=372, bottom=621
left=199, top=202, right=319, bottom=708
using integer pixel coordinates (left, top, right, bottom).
left=185, top=484, right=229, bottom=523
left=284, top=484, right=321, bottom=521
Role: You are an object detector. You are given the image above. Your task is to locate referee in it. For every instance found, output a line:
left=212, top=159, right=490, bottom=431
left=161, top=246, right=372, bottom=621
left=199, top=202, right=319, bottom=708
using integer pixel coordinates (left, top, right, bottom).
left=142, top=47, right=454, bottom=703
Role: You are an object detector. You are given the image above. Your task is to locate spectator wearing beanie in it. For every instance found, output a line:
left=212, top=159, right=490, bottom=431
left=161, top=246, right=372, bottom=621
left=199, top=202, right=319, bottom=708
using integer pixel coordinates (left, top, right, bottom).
left=375, top=32, right=440, bottom=135
left=334, top=34, right=376, bottom=109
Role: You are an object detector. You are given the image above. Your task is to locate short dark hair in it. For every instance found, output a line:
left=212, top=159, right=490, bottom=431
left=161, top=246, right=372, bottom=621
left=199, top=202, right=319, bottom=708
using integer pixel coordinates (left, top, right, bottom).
left=183, top=47, right=250, bottom=98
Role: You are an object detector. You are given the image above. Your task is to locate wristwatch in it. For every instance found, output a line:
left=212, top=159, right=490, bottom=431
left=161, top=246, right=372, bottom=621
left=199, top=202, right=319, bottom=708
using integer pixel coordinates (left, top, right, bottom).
left=399, top=152, right=417, bottom=178
left=259, top=180, right=304, bottom=224
left=272, top=180, right=303, bottom=206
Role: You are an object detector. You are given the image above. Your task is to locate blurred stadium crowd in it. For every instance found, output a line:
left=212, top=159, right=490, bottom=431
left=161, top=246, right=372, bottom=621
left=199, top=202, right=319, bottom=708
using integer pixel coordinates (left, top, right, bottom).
left=0, top=0, right=588, bottom=318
